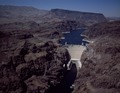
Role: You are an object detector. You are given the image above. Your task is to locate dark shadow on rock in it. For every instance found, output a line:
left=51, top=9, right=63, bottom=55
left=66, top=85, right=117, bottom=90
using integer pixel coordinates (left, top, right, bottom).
left=46, top=64, right=77, bottom=93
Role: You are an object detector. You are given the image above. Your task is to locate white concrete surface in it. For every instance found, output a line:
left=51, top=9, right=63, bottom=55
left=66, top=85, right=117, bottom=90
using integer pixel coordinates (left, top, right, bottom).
left=67, top=45, right=86, bottom=60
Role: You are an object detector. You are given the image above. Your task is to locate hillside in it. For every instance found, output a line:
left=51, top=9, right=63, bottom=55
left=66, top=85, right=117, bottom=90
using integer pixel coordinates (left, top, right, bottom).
left=83, top=21, right=120, bottom=39
left=0, top=20, right=73, bottom=93
left=48, top=9, right=107, bottom=25
left=107, top=17, right=120, bottom=21
left=0, top=5, right=114, bottom=93
left=73, top=21, right=120, bottom=93
left=0, top=5, right=48, bottom=23
left=0, top=5, right=107, bottom=25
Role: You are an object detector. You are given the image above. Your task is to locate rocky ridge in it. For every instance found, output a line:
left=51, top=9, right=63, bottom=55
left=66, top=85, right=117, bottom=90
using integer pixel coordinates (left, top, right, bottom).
left=0, top=19, right=74, bottom=93
left=0, top=5, right=48, bottom=24
left=49, top=9, right=107, bottom=25
left=73, top=21, right=120, bottom=93
left=0, top=39, right=70, bottom=93
left=0, top=5, right=107, bottom=25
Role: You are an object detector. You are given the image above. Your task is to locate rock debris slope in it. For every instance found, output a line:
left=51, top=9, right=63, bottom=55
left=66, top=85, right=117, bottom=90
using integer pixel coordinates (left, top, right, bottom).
left=73, top=21, right=120, bottom=93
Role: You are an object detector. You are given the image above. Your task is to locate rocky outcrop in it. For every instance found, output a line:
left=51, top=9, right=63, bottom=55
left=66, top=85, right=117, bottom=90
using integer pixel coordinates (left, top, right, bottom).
left=55, top=20, right=86, bottom=32
left=49, top=9, right=107, bottom=25
left=0, top=64, right=27, bottom=93
left=83, top=21, right=120, bottom=39
left=0, top=40, right=70, bottom=93
left=73, top=21, right=120, bottom=93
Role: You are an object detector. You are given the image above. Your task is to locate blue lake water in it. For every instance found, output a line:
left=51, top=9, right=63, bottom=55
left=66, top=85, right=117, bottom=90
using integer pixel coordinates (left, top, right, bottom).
left=60, top=29, right=89, bottom=46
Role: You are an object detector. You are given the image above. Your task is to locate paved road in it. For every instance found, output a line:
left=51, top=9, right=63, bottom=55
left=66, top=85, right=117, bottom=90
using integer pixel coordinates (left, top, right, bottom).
left=47, top=64, right=77, bottom=93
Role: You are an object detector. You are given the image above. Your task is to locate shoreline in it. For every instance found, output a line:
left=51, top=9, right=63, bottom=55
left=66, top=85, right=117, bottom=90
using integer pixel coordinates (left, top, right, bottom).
left=82, top=39, right=94, bottom=43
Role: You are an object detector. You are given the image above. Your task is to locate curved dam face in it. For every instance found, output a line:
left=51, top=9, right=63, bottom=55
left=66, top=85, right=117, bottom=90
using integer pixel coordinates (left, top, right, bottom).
left=67, top=45, right=86, bottom=60
left=65, top=45, right=86, bottom=71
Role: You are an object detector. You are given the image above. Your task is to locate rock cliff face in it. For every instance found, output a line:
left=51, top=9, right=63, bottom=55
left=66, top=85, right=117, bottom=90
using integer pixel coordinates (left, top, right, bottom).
left=49, top=9, right=107, bottom=25
left=0, top=20, right=71, bottom=93
left=83, top=21, right=120, bottom=39
left=73, top=21, right=120, bottom=93
left=0, top=39, right=70, bottom=93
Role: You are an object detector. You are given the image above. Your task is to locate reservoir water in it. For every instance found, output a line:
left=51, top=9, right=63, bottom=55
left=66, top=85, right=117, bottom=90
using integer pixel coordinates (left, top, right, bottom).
left=60, top=29, right=89, bottom=46
left=48, top=29, right=88, bottom=93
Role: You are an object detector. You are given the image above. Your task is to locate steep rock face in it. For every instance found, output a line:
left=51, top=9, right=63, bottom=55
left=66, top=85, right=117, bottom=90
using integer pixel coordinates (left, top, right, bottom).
left=0, top=64, right=27, bottom=93
left=83, top=21, right=120, bottom=39
left=0, top=40, right=70, bottom=93
left=49, top=9, right=107, bottom=25
left=73, top=21, right=120, bottom=93
left=54, top=20, right=86, bottom=32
